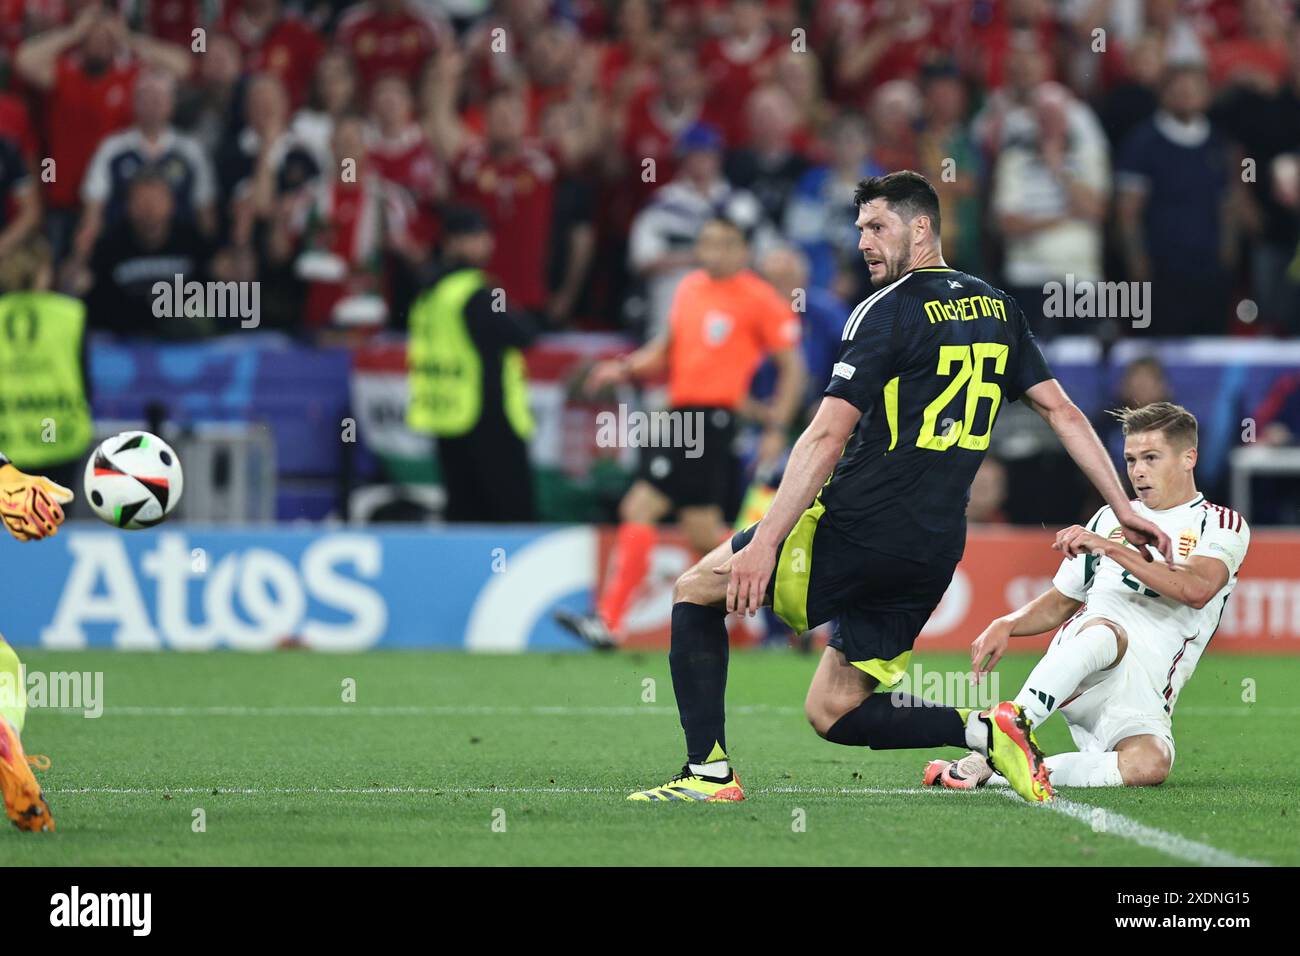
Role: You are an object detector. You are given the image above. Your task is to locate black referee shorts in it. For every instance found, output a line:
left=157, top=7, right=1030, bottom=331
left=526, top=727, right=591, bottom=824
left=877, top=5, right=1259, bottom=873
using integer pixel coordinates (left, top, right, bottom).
left=730, top=502, right=958, bottom=688
left=636, top=406, right=737, bottom=510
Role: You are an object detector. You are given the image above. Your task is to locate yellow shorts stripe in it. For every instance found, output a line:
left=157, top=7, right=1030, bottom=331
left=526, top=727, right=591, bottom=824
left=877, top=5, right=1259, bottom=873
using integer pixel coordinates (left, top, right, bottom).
left=849, top=649, right=912, bottom=689
left=771, top=499, right=825, bottom=634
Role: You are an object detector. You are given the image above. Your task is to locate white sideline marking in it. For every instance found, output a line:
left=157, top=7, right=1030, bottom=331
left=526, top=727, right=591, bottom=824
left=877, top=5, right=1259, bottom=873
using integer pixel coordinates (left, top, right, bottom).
left=36, top=704, right=1296, bottom=718
left=45, top=783, right=1268, bottom=865
left=998, top=790, right=1268, bottom=867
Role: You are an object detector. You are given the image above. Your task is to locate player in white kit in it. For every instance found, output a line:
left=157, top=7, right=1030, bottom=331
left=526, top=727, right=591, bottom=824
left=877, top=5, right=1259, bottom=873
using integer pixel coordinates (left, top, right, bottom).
left=925, top=402, right=1249, bottom=789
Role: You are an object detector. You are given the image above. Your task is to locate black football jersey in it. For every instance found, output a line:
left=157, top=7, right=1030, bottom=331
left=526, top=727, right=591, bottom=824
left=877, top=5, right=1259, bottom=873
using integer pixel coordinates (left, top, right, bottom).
left=820, top=266, right=1053, bottom=560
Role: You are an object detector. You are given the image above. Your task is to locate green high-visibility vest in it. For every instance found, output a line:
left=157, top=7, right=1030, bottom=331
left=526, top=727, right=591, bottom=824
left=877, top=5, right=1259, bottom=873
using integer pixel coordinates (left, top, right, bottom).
left=406, top=269, right=534, bottom=439
left=0, top=291, right=93, bottom=468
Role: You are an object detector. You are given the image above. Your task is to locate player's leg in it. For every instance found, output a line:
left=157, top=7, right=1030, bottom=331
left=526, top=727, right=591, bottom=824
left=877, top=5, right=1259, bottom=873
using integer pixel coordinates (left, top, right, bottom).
left=1013, top=616, right=1128, bottom=728
left=627, top=536, right=746, bottom=801
left=555, top=479, right=672, bottom=648
left=803, top=622, right=978, bottom=752
left=0, top=634, right=54, bottom=831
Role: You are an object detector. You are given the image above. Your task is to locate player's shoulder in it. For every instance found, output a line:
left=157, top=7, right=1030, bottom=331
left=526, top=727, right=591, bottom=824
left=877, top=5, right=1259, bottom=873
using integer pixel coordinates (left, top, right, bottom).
left=1198, top=498, right=1250, bottom=537
left=840, top=273, right=912, bottom=340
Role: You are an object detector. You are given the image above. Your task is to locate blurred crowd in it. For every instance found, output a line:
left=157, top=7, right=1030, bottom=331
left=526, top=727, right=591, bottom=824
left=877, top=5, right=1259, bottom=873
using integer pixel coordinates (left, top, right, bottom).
left=2, top=0, right=1300, bottom=342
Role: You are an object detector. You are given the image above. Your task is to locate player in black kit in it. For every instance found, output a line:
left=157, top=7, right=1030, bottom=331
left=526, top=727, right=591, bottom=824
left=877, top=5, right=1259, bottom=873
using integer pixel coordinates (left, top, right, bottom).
left=627, top=171, right=1174, bottom=804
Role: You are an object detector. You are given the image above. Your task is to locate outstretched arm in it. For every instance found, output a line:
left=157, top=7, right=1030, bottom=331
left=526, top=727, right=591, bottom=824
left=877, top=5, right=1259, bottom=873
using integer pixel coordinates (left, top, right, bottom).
left=971, top=587, right=1082, bottom=681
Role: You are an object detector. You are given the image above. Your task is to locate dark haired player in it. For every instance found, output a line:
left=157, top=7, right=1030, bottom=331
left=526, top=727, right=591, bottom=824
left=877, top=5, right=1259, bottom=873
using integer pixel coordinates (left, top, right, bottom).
left=0, top=450, right=70, bottom=831
left=628, top=171, right=1173, bottom=804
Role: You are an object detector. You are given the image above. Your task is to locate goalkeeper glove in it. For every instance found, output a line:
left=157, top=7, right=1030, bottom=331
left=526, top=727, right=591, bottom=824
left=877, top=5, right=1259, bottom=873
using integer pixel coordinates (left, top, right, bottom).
left=0, top=463, right=75, bottom=542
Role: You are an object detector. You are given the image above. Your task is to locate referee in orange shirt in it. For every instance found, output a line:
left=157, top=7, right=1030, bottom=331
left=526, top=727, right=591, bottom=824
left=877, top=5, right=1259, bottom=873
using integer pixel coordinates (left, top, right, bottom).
left=556, top=217, right=805, bottom=648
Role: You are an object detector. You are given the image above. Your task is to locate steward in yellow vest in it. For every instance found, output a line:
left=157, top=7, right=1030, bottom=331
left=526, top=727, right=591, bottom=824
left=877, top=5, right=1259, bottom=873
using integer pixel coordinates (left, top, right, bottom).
left=0, top=289, right=94, bottom=487
left=407, top=206, right=538, bottom=522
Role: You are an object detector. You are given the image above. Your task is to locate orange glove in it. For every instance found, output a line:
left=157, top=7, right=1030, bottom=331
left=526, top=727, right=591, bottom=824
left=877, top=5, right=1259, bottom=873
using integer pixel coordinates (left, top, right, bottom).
left=0, top=463, right=75, bottom=542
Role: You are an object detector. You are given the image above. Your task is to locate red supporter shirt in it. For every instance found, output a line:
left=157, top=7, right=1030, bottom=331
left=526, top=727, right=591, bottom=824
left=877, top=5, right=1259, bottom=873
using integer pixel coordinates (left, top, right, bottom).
left=698, top=32, right=783, bottom=145
left=452, top=141, right=555, bottom=311
left=368, top=124, right=444, bottom=246
left=336, top=3, right=443, bottom=92
left=140, top=0, right=212, bottom=47
left=223, top=7, right=324, bottom=107
left=44, top=53, right=139, bottom=209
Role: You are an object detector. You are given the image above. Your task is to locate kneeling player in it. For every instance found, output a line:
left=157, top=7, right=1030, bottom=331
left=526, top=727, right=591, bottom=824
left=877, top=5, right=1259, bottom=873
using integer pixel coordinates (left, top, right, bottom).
left=925, top=403, right=1247, bottom=790
left=0, top=450, right=72, bottom=831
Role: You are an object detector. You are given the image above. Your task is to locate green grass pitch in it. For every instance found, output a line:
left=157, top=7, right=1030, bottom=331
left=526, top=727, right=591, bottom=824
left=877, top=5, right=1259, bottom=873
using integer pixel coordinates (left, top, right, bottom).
left=5, top=649, right=1298, bottom=866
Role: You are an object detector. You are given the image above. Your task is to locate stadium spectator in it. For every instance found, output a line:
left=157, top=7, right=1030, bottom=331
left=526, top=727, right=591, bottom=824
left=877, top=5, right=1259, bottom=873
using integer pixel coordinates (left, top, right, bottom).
left=698, top=0, right=783, bottom=146
left=769, top=47, right=833, bottom=154
left=293, top=47, right=360, bottom=172
left=754, top=244, right=844, bottom=416
left=367, top=72, right=444, bottom=251
left=336, top=0, right=446, bottom=95
left=73, top=69, right=217, bottom=266
left=539, top=98, right=597, bottom=328
left=220, top=0, right=325, bottom=108
left=628, top=122, right=773, bottom=339
left=821, top=0, right=948, bottom=105
left=1214, top=26, right=1300, bottom=334
left=867, top=79, right=921, bottom=174
left=0, top=133, right=39, bottom=265
left=992, top=82, right=1109, bottom=336
left=427, top=49, right=561, bottom=316
left=724, top=85, right=811, bottom=229
left=1097, top=31, right=1165, bottom=152
left=79, top=169, right=215, bottom=338
left=1116, top=62, right=1237, bottom=335
left=178, top=31, right=245, bottom=157
left=916, top=59, right=982, bottom=274
left=1208, top=0, right=1291, bottom=91
left=967, top=456, right=1010, bottom=526
left=269, top=113, right=420, bottom=334
left=406, top=204, right=538, bottom=523
left=595, top=0, right=662, bottom=110
left=220, top=73, right=321, bottom=250
left=783, top=112, right=881, bottom=295
left=14, top=4, right=191, bottom=258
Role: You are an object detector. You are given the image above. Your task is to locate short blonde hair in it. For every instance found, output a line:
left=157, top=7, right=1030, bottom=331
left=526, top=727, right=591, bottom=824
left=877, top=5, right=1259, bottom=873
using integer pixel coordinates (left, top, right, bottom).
left=1109, top=401, right=1198, bottom=449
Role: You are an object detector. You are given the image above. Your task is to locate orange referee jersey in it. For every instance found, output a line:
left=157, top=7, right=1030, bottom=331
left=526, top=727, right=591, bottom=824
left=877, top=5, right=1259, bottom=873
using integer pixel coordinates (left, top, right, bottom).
left=667, top=269, right=801, bottom=409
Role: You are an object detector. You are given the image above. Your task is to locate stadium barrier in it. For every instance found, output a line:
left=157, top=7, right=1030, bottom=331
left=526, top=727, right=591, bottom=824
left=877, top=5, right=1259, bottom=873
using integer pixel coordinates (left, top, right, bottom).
left=2, top=526, right=1296, bottom=654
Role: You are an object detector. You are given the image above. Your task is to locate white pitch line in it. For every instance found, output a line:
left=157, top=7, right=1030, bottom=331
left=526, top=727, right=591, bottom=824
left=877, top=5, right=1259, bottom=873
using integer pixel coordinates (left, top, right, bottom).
left=44, top=783, right=1269, bottom=866
left=34, top=704, right=1294, bottom=718
left=998, top=790, right=1268, bottom=867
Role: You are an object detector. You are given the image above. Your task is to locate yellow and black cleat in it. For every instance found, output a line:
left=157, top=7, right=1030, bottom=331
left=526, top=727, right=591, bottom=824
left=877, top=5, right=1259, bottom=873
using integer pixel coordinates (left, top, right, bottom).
left=982, top=702, right=1053, bottom=803
left=628, top=766, right=746, bottom=802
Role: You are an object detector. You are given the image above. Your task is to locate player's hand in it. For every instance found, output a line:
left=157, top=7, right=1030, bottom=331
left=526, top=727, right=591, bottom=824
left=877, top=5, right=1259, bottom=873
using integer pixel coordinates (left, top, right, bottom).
left=1115, top=508, right=1175, bottom=566
left=971, top=617, right=1013, bottom=682
left=1052, top=524, right=1110, bottom=559
left=714, top=540, right=776, bottom=617
left=0, top=464, right=75, bottom=542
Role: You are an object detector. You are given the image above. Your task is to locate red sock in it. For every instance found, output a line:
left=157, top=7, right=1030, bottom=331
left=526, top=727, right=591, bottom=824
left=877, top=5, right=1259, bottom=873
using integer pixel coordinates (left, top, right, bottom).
left=597, top=522, right=657, bottom=632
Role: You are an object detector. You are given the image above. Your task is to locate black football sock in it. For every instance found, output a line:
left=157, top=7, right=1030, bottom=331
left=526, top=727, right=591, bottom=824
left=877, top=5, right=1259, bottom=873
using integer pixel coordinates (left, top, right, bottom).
left=669, top=602, right=730, bottom=767
left=824, top=693, right=967, bottom=749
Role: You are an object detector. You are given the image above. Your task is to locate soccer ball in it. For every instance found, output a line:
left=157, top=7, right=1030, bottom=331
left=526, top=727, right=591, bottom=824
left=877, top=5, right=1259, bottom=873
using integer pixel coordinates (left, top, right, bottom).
left=84, top=431, right=184, bottom=530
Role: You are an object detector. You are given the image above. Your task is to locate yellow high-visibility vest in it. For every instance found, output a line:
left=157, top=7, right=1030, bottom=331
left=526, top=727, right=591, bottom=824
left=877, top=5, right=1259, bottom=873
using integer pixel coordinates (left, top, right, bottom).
left=406, top=269, right=534, bottom=439
left=0, top=291, right=93, bottom=468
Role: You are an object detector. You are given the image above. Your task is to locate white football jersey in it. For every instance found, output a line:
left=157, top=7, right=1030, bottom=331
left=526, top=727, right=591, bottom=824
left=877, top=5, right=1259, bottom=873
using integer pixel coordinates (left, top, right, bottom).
left=1051, top=493, right=1250, bottom=716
